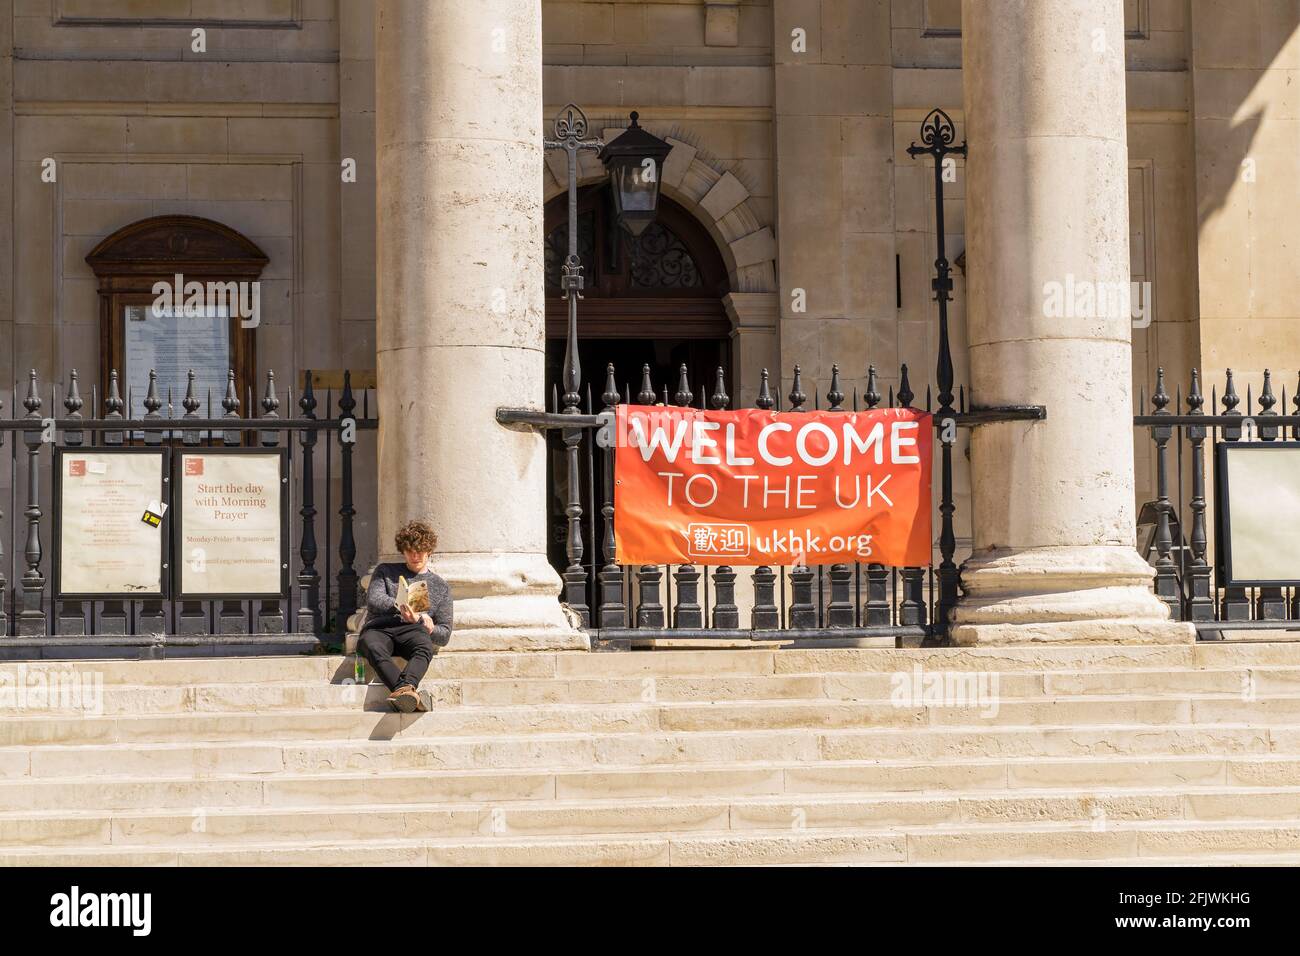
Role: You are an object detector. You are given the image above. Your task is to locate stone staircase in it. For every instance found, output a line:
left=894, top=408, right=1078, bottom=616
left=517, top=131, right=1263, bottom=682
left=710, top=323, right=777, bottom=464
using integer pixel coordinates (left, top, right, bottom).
left=3, top=642, right=1300, bottom=865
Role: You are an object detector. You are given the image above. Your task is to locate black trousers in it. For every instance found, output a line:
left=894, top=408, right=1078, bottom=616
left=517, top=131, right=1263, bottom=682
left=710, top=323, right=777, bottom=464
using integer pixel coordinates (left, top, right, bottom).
left=357, top=620, right=436, bottom=691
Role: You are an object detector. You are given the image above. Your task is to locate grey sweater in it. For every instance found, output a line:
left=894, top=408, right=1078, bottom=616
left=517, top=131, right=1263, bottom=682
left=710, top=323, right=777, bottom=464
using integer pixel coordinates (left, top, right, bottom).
left=364, top=562, right=453, bottom=647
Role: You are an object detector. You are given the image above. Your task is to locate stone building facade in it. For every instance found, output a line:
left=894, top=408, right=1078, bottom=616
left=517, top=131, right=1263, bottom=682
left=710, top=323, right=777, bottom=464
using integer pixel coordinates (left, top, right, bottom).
left=0, top=0, right=1296, bottom=648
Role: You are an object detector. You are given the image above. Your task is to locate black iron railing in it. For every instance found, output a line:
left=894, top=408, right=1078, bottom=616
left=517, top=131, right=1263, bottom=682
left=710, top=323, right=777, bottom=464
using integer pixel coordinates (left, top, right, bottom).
left=1135, top=367, right=1300, bottom=640
left=0, top=367, right=375, bottom=640
left=500, top=361, right=1044, bottom=647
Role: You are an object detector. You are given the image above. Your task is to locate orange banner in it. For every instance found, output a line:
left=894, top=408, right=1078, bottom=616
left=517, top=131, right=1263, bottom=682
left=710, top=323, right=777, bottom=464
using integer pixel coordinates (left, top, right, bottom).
left=614, top=405, right=932, bottom=567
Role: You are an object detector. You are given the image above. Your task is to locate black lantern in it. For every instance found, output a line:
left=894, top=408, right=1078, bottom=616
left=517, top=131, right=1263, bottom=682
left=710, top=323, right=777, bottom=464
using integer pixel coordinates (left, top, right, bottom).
left=600, top=111, right=673, bottom=237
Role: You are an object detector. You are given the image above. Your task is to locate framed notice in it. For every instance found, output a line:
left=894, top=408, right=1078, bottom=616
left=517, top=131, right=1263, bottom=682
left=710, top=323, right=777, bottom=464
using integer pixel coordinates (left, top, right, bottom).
left=54, top=449, right=169, bottom=599
left=1215, top=442, right=1300, bottom=587
left=173, top=448, right=290, bottom=599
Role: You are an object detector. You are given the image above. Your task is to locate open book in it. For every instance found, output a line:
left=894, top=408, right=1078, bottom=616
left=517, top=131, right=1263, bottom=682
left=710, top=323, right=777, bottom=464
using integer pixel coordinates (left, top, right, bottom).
left=396, top=575, right=430, bottom=614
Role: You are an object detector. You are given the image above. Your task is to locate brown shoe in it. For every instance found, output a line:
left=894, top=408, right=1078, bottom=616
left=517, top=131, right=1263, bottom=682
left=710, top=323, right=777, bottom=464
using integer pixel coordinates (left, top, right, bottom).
left=387, top=685, right=419, bottom=713
left=414, top=689, right=433, bottom=712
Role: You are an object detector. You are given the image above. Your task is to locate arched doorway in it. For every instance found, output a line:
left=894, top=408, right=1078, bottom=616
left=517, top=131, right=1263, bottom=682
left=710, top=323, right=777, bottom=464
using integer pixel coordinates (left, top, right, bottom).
left=542, top=183, right=732, bottom=576
left=85, top=215, right=268, bottom=417
left=544, top=184, right=732, bottom=391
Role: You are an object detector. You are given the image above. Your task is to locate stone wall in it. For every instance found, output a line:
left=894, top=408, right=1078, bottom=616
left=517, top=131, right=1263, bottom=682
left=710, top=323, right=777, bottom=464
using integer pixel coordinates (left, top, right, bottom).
left=0, top=0, right=1296, bottom=611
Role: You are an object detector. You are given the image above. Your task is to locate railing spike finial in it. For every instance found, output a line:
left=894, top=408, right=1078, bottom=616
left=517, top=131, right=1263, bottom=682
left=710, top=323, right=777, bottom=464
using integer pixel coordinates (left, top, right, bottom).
left=23, top=369, right=41, bottom=417
left=1152, top=367, right=1169, bottom=412
left=674, top=363, right=692, bottom=407
left=1223, top=368, right=1239, bottom=414
left=898, top=363, right=914, bottom=408
left=1293, top=371, right=1300, bottom=440
left=105, top=369, right=124, bottom=418
left=64, top=369, right=84, bottom=417
left=258, top=369, right=280, bottom=417
left=339, top=369, right=356, bottom=417
left=637, top=364, right=655, bottom=405
left=827, top=364, right=844, bottom=411
left=710, top=366, right=729, bottom=410
left=865, top=364, right=880, bottom=409
left=602, top=363, right=619, bottom=409
left=292, top=370, right=308, bottom=417
left=1188, top=368, right=1203, bottom=410
left=756, top=368, right=774, bottom=410
left=182, top=369, right=200, bottom=416
left=788, top=364, right=806, bottom=411
left=143, top=369, right=162, bottom=416
left=222, top=369, right=240, bottom=415
left=1260, top=368, right=1276, bottom=413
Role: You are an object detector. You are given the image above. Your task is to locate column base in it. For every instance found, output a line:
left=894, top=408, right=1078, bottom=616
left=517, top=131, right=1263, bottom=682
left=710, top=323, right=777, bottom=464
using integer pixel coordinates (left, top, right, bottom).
left=949, top=546, right=1197, bottom=646
left=348, top=553, right=590, bottom=653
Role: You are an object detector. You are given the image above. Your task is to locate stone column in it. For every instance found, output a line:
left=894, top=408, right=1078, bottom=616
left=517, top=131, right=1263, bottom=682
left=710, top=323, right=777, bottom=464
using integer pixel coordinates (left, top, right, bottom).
left=952, top=0, right=1194, bottom=644
left=374, top=0, right=586, bottom=651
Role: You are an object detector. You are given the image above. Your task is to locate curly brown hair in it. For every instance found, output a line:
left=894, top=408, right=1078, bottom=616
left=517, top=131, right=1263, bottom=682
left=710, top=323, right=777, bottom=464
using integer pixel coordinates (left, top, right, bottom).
left=394, top=520, right=438, bottom=555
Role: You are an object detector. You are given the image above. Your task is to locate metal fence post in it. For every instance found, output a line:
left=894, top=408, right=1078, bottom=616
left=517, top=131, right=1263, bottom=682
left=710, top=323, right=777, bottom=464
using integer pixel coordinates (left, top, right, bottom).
left=1253, top=370, right=1287, bottom=620
left=57, top=372, right=87, bottom=635
left=708, top=366, right=740, bottom=629
left=787, top=365, right=817, bottom=628
left=19, top=370, right=46, bottom=636
left=296, top=372, right=320, bottom=634
left=824, top=365, right=855, bottom=627
left=633, top=365, right=664, bottom=628
left=597, top=364, right=627, bottom=629
left=1183, top=369, right=1215, bottom=622
left=750, top=369, right=780, bottom=631
left=1218, top=369, right=1250, bottom=621
left=670, top=364, right=703, bottom=628
left=1150, top=368, right=1181, bottom=616
left=336, top=371, right=359, bottom=640
left=861, top=365, right=891, bottom=626
left=247, top=371, right=283, bottom=634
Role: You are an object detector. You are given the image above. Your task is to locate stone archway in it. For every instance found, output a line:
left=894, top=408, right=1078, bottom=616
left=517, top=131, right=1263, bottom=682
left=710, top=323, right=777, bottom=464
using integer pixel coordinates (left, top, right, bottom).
left=542, top=125, right=778, bottom=406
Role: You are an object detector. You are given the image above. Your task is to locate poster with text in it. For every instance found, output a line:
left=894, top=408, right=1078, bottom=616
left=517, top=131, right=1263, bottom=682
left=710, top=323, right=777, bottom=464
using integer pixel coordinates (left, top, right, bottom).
left=177, top=452, right=285, bottom=597
left=614, top=405, right=932, bottom=567
left=58, top=451, right=166, bottom=596
left=1219, top=443, right=1300, bottom=585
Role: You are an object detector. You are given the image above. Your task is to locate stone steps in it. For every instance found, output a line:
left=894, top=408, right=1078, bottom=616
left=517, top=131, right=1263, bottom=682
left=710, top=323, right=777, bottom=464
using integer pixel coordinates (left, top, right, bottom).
left=3, top=753, right=1300, bottom=809
left=11, top=695, right=1300, bottom=746
left=3, top=644, right=1300, bottom=864
left=8, top=785, right=1300, bottom=848
left=4, top=641, right=1300, bottom=685
left=11, top=666, right=1300, bottom=715
left=4, top=723, right=1298, bottom=778
left=5, top=820, right=1300, bottom=866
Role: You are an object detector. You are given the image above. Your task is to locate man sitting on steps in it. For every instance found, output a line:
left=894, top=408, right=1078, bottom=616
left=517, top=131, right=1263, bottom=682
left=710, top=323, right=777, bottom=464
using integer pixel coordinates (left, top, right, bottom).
left=357, top=520, right=453, bottom=712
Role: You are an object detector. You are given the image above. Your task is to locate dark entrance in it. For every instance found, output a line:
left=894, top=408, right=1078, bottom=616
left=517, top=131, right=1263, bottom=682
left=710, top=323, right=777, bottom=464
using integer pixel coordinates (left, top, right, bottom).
left=542, top=184, right=731, bottom=579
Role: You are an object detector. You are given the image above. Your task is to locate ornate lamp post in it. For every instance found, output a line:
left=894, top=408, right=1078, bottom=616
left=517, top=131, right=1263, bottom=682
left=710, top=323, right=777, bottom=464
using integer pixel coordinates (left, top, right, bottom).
left=907, top=108, right=967, bottom=635
left=543, top=104, right=672, bottom=624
